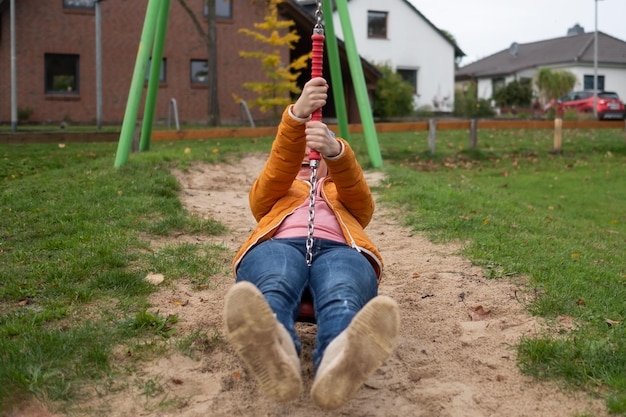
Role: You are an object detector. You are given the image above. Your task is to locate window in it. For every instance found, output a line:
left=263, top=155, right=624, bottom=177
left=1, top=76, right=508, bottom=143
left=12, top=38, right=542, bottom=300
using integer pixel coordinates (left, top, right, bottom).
left=145, top=58, right=167, bottom=83
left=63, top=0, right=95, bottom=9
left=492, top=77, right=505, bottom=94
left=368, top=11, right=388, bottom=38
left=397, top=68, right=418, bottom=94
left=191, top=60, right=209, bottom=84
left=45, top=54, right=79, bottom=94
left=203, top=0, right=233, bottom=19
left=583, top=74, right=605, bottom=91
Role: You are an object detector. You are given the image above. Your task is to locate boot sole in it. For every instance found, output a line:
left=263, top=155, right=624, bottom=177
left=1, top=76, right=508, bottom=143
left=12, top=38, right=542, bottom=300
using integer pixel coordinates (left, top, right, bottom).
left=224, top=281, right=302, bottom=402
left=311, top=295, right=400, bottom=410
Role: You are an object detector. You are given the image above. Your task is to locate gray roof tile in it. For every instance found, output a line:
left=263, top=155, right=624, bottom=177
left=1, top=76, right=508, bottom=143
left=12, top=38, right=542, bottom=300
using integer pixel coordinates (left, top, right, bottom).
left=456, top=32, right=626, bottom=79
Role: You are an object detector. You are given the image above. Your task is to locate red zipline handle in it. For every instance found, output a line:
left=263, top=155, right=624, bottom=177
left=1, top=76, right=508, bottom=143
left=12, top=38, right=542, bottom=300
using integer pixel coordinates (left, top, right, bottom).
left=309, top=33, right=325, bottom=161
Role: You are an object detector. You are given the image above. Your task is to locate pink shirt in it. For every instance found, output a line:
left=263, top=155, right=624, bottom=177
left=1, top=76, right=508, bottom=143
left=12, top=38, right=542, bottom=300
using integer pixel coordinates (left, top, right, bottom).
left=274, top=178, right=346, bottom=243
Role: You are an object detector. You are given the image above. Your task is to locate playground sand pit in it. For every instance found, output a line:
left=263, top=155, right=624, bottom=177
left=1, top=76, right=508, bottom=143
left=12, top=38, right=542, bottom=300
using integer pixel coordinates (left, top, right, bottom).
left=25, top=154, right=608, bottom=417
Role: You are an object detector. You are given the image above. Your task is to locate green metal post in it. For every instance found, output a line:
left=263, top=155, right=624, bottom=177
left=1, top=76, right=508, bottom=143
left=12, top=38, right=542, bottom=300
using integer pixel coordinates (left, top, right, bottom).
left=114, top=0, right=160, bottom=168
left=140, top=0, right=171, bottom=152
left=334, top=0, right=383, bottom=168
left=321, top=0, right=349, bottom=141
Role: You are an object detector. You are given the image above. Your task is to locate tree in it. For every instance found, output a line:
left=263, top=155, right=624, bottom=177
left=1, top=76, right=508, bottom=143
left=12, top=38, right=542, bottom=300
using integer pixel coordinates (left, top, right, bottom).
left=237, top=0, right=310, bottom=119
left=535, top=67, right=577, bottom=104
left=177, top=0, right=220, bottom=127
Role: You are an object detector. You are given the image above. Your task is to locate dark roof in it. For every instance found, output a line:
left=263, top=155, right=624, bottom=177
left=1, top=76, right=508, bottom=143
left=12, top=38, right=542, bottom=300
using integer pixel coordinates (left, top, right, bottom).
left=456, top=31, right=626, bottom=80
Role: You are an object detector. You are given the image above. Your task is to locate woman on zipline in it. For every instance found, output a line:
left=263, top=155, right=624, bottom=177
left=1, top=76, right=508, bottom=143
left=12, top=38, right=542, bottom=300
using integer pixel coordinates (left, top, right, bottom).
left=224, top=77, right=400, bottom=411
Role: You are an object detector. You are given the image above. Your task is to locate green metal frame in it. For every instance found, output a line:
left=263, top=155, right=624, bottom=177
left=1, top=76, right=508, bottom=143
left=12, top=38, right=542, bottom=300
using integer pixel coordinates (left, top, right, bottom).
left=114, top=0, right=382, bottom=168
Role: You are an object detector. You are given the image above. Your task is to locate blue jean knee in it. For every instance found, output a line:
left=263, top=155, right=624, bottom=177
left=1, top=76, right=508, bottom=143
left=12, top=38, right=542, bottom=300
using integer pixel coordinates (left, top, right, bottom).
left=235, top=238, right=378, bottom=369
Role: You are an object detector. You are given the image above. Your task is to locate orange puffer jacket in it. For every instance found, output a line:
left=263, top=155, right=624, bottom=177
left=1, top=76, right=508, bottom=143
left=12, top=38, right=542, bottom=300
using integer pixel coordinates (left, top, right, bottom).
left=232, top=107, right=383, bottom=280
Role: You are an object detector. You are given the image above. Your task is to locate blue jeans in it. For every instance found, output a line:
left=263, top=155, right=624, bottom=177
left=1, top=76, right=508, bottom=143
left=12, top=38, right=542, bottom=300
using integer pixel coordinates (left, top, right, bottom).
left=236, top=237, right=378, bottom=370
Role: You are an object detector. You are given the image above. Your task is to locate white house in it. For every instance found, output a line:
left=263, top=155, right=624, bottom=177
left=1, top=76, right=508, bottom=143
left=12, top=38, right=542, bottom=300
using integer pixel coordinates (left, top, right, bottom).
left=456, top=26, right=626, bottom=105
left=328, top=0, right=463, bottom=113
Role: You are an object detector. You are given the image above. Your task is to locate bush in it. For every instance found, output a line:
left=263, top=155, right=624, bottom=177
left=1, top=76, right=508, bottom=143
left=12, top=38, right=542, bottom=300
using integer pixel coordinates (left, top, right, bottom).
left=18, top=107, right=34, bottom=122
left=454, top=84, right=495, bottom=118
left=373, top=63, right=415, bottom=118
left=492, top=79, right=533, bottom=107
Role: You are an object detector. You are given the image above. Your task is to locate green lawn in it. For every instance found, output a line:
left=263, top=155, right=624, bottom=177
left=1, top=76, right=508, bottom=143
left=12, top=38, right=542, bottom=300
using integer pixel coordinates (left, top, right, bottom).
left=373, top=127, right=626, bottom=414
left=1, top=127, right=625, bottom=414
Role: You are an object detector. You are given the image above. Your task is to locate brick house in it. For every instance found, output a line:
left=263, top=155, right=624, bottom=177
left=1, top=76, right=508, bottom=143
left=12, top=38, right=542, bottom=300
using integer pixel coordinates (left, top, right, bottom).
left=0, top=0, right=378, bottom=126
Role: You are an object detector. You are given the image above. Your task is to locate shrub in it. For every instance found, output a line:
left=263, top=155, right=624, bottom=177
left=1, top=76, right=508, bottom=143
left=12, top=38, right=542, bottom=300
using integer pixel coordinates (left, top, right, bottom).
left=492, top=79, right=533, bottom=107
left=18, top=107, right=34, bottom=122
left=373, top=63, right=415, bottom=118
left=454, top=84, right=495, bottom=118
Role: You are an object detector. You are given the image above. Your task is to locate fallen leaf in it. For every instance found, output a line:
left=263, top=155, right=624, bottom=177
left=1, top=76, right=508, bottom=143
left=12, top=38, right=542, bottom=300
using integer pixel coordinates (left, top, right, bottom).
left=468, top=305, right=491, bottom=321
left=558, top=315, right=575, bottom=329
left=412, top=272, right=420, bottom=279
left=17, top=298, right=29, bottom=306
left=145, top=273, right=165, bottom=286
left=576, top=298, right=586, bottom=306
left=171, top=378, right=184, bottom=385
left=605, top=318, right=620, bottom=327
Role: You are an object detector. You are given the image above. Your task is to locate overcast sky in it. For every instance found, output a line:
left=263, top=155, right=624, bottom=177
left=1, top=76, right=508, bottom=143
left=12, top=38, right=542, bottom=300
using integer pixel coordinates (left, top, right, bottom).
left=409, top=0, right=626, bottom=65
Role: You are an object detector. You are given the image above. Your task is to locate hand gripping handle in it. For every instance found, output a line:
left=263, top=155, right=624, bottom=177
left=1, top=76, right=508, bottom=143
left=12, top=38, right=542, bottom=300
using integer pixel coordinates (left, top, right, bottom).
left=309, top=33, right=325, bottom=162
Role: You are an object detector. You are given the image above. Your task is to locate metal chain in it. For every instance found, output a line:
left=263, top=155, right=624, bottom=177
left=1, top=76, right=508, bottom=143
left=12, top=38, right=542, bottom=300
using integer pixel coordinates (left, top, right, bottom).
left=314, top=0, right=324, bottom=34
left=305, top=0, right=325, bottom=267
left=305, top=163, right=318, bottom=266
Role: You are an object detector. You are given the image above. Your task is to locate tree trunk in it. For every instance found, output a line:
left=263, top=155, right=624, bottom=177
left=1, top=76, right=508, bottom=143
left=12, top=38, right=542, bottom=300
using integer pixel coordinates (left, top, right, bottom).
left=205, top=0, right=220, bottom=127
left=176, top=0, right=221, bottom=126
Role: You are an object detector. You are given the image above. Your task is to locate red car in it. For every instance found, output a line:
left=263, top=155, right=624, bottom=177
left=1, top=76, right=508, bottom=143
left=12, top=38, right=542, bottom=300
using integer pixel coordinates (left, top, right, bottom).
left=557, top=90, right=625, bottom=120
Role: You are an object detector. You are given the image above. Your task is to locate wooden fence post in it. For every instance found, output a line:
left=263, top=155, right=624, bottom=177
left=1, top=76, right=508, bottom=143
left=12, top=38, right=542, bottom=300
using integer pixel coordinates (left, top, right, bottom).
left=469, top=119, right=478, bottom=149
left=428, top=119, right=436, bottom=154
left=553, top=117, right=563, bottom=153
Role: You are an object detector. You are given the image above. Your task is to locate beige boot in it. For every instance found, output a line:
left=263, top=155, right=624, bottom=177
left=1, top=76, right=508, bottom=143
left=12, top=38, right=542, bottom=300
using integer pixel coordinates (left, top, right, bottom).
left=224, top=281, right=302, bottom=402
left=310, top=295, right=400, bottom=410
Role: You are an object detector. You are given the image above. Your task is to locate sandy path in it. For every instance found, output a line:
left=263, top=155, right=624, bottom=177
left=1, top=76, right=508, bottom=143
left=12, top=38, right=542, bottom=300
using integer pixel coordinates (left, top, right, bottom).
left=36, top=154, right=606, bottom=417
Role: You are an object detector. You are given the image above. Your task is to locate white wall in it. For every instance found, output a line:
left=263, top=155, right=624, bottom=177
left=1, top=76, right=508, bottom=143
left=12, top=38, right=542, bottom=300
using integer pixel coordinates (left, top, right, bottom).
left=562, top=65, right=626, bottom=99
left=476, top=65, right=626, bottom=103
left=332, top=0, right=456, bottom=112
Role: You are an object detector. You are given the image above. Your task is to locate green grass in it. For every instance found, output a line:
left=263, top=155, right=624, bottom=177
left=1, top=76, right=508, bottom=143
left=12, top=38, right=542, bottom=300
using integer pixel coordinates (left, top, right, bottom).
left=0, top=138, right=271, bottom=413
left=1, top=128, right=625, bottom=414
left=374, top=127, right=626, bottom=414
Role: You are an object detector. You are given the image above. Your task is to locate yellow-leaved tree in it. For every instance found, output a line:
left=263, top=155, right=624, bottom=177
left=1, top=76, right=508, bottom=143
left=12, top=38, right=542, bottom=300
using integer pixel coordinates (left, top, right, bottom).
left=236, top=0, right=311, bottom=119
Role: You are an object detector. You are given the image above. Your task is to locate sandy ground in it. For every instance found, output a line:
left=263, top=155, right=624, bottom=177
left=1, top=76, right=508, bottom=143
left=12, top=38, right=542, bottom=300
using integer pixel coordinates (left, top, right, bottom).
left=11, top=154, right=609, bottom=417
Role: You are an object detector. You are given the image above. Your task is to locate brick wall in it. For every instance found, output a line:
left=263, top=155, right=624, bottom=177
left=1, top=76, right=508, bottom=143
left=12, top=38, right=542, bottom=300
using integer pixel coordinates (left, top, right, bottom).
left=0, top=0, right=288, bottom=125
